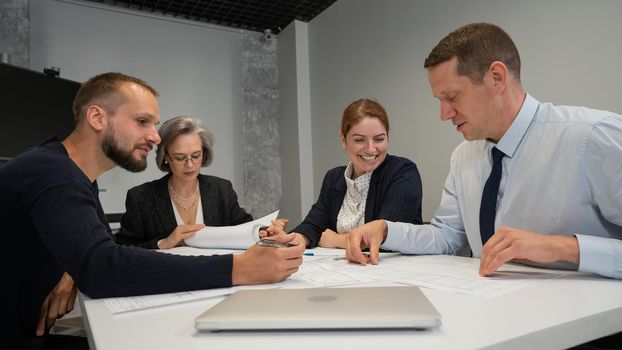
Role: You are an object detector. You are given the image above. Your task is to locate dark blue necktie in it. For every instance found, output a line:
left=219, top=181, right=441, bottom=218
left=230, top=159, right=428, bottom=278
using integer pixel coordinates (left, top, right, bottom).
left=479, top=147, right=505, bottom=245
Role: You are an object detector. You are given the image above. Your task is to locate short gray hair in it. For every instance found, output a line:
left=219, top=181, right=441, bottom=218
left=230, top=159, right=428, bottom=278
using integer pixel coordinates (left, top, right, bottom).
left=155, top=116, right=215, bottom=172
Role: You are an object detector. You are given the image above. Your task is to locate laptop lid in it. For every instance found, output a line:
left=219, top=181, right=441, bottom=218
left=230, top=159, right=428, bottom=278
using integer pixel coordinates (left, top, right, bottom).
left=194, top=286, right=441, bottom=331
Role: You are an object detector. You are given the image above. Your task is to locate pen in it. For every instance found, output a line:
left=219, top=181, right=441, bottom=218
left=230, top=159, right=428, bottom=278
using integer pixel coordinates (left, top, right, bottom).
left=256, top=239, right=298, bottom=248
left=303, top=251, right=314, bottom=256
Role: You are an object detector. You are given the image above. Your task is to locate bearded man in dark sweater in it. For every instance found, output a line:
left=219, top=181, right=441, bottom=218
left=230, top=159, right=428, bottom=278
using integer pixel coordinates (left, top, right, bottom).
left=0, top=72, right=303, bottom=349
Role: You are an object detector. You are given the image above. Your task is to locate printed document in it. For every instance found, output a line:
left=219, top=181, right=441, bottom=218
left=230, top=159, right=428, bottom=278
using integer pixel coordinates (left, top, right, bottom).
left=103, top=252, right=564, bottom=314
left=184, top=210, right=278, bottom=249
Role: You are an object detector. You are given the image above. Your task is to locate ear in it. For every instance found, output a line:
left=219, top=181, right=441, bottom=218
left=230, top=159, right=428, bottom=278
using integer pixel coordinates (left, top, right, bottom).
left=339, top=130, right=346, bottom=148
left=488, top=61, right=508, bottom=91
left=85, top=105, right=107, bottom=132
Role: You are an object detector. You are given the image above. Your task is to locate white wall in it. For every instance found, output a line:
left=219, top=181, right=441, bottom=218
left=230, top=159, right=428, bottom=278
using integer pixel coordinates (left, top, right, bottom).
left=30, top=0, right=243, bottom=213
left=278, top=20, right=314, bottom=225
left=307, top=0, right=622, bottom=220
left=278, top=22, right=302, bottom=223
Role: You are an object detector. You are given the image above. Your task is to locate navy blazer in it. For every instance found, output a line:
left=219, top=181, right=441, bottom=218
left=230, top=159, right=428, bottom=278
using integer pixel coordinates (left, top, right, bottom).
left=295, top=154, right=422, bottom=247
left=115, top=173, right=253, bottom=248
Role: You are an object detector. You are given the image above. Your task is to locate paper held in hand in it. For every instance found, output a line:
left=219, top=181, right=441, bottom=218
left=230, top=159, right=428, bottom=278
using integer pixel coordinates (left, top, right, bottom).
left=183, top=210, right=279, bottom=249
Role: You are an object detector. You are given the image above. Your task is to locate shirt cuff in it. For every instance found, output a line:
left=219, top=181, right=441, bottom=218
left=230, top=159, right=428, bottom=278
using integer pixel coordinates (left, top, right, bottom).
left=576, top=234, right=613, bottom=277
left=382, top=221, right=403, bottom=251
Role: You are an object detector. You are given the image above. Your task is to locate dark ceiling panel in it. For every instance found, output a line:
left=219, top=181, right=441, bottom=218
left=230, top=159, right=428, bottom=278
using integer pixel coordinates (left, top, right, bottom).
left=84, top=0, right=338, bottom=33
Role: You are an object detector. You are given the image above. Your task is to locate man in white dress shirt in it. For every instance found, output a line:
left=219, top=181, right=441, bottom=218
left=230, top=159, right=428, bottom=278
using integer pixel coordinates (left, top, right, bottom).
left=346, top=22, right=622, bottom=280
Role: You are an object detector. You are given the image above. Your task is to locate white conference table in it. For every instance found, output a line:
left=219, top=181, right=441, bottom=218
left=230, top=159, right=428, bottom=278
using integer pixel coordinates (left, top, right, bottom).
left=81, top=248, right=622, bottom=350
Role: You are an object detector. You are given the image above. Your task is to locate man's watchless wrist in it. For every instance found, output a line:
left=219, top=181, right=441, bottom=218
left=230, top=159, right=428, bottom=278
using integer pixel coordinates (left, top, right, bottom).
left=381, top=220, right=389, bottom=242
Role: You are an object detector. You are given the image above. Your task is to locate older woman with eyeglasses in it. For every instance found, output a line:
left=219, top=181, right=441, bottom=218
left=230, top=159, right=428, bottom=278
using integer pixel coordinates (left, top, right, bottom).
left=115, top=116, right=253, bottom=249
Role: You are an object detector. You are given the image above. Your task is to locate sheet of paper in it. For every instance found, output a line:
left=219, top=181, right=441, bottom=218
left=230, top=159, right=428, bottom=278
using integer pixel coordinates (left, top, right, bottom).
left=184, top=210, right=278, bottom=249
left=333, top=255, right=562, bottom=298
left=103, top=282, right=284, bottom=314
left=275, top=255, right=561, bottom=298
left=104, top=288, right=233, bottom=314
left=102, top=256, right=356, bottom=314
left=102, top=254, right=564, bottom=314
left=283, top=259, right=375, bottom=288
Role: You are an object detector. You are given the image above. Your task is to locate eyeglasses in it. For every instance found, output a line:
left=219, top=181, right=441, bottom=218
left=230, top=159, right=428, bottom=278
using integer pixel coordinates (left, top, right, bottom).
left=167, top=153, right=202, bottom=165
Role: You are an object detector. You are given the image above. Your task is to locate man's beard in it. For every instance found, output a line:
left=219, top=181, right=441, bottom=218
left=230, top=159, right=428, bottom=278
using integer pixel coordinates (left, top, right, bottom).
left=101, top=125, right=148, bottom=172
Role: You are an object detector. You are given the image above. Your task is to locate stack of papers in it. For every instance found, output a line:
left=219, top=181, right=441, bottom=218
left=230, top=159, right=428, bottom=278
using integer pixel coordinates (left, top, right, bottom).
left=183, top=210, right=278, bottom=249
left=103, top=254, right=564, bottom=314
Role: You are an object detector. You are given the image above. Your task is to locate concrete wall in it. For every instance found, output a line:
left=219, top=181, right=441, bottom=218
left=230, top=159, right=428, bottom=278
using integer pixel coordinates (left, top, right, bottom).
left=307, top=0, right=622, bottom=221
left=240, top=31, right=281, bottom=218
left=0, top=0, right=29, bottom=67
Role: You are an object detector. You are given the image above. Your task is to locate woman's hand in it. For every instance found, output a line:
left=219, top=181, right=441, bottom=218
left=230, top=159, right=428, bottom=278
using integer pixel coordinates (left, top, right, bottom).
left=260, top=219, right=309, bottom=247
left=319, top=229, right=348, bottom=248
left=259, top=219, right=289, bottom=239
left=158, top=224, right=205, bottom=249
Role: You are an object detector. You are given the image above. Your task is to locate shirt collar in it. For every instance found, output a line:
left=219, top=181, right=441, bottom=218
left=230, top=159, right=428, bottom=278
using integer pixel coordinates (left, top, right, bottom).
left=344, top=162, right=355, bottom=180
left=495, top=93, right=539, bottom=158
left=344, top=162, right=372, bottom=191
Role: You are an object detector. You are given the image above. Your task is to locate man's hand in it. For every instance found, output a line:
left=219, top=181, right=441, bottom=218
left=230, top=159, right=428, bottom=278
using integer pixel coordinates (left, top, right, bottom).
left=479, top=226, right=580, bottom=276
left=319, top=229, right=347, bottom=248
left=158, top=224, right=205, bottom=249
left=37, top=273, right=76, bottom=336
left=345, top=220, right=387, bottom=265
left=232, top=242, right=305, bottom=285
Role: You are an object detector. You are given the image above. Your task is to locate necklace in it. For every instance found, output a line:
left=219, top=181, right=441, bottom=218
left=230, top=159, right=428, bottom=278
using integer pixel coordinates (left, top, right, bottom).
left=168, top=179, right=199, bottom=201
left=168, top=180, right=199, bottom=210
left=171, top=195, right=198, bottom=211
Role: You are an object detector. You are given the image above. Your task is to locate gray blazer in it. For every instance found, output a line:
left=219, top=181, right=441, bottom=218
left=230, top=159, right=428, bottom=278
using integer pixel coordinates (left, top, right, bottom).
left=115, top=173, right=253, bottom=248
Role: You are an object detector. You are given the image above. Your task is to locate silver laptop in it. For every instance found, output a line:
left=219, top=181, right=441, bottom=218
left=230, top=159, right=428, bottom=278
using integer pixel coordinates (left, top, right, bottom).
left=194, top=286, right=441, bottom=331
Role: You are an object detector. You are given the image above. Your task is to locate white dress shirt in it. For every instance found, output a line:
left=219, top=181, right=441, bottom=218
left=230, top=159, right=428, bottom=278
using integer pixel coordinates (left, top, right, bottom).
left=383, top=94, right=622, bottom=279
